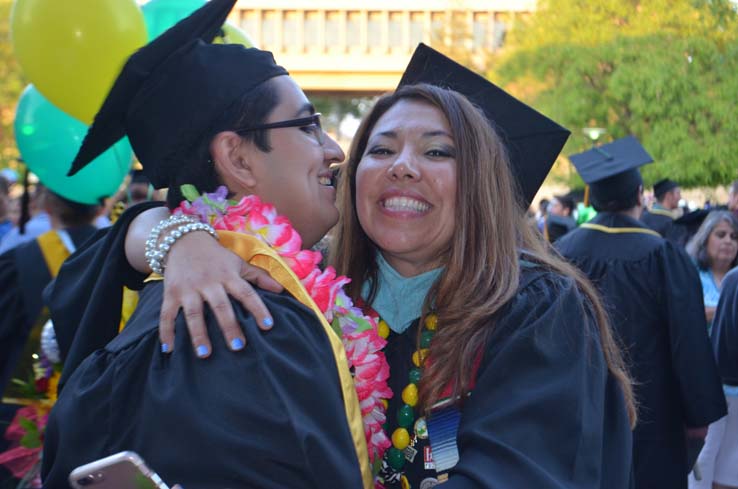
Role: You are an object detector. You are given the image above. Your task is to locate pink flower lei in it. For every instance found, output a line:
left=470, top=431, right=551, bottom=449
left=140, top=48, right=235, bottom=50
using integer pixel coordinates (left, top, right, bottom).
left=176, top=185, right=393, bottom=470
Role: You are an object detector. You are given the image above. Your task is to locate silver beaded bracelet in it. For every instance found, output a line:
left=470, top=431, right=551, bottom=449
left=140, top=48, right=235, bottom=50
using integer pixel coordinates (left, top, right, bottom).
left=149, top=221, right=218, bottom=275
left=145, top=214, right=218, bottom=275
left=145, top=214, right=197, bottom=270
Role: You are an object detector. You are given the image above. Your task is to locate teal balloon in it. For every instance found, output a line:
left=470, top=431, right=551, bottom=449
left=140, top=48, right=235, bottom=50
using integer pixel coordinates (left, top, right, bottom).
left=142, top=0, right=206, bottom=41
left=14, top=85, right=132, bottom=205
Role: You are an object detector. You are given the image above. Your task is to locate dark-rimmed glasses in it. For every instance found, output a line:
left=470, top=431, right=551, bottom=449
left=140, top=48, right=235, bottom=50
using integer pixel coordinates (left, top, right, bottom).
left=235, top=113, right=324, bottom=146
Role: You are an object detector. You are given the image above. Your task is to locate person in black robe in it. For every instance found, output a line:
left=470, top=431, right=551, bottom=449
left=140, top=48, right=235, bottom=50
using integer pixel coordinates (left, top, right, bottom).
left=641, top=178, right=689, bottom=245
left=557, top=137, right=727, bottom=489
left=379, top=262, right=633, bottom=489
left=0, top=189, right=98, bottom=486
left=712, top=268, right=738, bottom=387
left=41, top=1, right=370, bottom=487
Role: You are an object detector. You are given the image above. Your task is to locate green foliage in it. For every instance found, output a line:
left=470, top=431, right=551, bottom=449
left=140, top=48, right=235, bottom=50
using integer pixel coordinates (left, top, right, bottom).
left=494, top=0, right=738, bottom=188
left=0, top=0, right=26, bottom=170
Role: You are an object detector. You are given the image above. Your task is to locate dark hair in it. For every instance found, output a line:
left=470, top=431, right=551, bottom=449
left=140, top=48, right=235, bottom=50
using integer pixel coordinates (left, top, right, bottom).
left=591, top=187, right=641, bottom=213
left=553, top=195, right=575, bottom=214
left=165, top=79, right=279, bottom=208
left=45, top=190, right=100, bottom=227
left=686, top=210, right=738, bottom=270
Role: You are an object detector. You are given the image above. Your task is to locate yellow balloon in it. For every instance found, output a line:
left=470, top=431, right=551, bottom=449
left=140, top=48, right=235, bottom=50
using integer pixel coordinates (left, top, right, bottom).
left=213, top=21, right=255, bottom=48
left=11, top=0, right=147, bottom=124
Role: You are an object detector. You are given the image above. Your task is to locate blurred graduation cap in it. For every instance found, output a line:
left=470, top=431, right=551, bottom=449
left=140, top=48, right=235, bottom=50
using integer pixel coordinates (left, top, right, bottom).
left=399, top=43, right=570, bottom=206
left=67, top=0, right=287, bottom=189
left=129, top=169, right=150, bottom=186
left=653, top=178, right=679, bottom=200
left=569, top=135, right=654, bottom=206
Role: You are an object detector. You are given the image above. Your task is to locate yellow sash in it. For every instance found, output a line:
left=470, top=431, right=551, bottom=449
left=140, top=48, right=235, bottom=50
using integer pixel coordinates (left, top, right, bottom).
left=580, top=222, right=661, bottom=237
left=36, top=230, right=72, bottom=278
left=150, top=231, right=372, bottom=487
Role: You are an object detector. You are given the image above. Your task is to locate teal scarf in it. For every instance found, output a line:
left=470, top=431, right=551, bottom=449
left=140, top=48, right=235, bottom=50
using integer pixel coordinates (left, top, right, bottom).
left=361, top=253, right=443, bottom=334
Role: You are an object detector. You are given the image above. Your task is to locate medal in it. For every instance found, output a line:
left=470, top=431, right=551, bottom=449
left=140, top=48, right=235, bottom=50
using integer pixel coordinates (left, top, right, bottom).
left=426, top=404, right=462, bottom=472
left=423, top=446, right=435, bottom=470
left=404, top=445, right=418, bottom=463
left=420, top=477, right=439, bottom=489
left=414, top=417, right=428, bottom=439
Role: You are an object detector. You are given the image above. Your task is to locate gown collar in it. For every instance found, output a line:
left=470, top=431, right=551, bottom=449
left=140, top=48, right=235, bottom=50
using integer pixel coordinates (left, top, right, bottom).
left=361, top=253, right=443, bottom=334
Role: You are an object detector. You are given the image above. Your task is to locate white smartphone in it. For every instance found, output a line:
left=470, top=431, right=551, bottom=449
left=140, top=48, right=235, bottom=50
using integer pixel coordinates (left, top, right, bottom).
left=68, top=451, right=170, bottom=489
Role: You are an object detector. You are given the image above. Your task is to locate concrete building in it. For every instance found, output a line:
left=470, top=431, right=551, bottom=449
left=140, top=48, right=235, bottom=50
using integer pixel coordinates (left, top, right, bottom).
left=229, top=0, right=536, bottom=95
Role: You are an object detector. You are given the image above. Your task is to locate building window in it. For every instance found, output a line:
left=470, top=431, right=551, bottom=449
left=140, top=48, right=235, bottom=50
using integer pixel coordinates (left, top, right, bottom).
left=240, top=10, right=259, bottom=40
left=492, top=13, right=507, bottom=51
left=431, top=12, right=445, bottom=44
left=347, top=11, right=361, bottom=48
left=326, top=11, right=341, bottom=49
left=473, top=12, right=487, bottom=49
left=367, top=11, right=382, bottom=47
left=304, top=11, right=320, bottom=49
left=388, top=12, right=403, bottom=49
left=409, top=12, right=424, bottom=46
left=283, top=10, right=299, bottom=49
left=261, top=10, right=277, bottom=48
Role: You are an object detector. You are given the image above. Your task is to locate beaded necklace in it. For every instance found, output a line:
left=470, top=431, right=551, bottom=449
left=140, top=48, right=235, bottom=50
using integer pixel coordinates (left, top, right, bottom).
left=375, top=313, right=438, bottom=488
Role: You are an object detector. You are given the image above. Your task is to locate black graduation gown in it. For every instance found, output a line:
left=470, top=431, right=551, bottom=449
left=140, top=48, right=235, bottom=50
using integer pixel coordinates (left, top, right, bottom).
left=711, top=268, right=738, bottom=386
left=556, top=212, right=727, bottom=489
left=44, top=202, right=163, bottom=390
left=41, top=280, right=365, bottom=489
left=383, top=266, right=633, bottom=489
left=640, top=208, right=688, bottom=246
left=0, top=225, right=97, bottom=395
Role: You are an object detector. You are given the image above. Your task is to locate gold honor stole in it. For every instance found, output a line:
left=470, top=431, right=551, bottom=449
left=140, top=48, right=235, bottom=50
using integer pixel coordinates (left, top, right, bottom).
left=158, top=231, right=373, bottom=487
left=3, top=231, right=70, bottom=406
left=580, top=222, right=661, bottom=237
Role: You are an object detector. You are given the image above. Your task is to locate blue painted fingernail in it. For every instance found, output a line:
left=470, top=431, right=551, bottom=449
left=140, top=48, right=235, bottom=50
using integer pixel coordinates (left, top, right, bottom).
left=196, top=345, right=209, bottom=357
left=263, top=317, right=274, bottom=329
left=231, top=338, right=245, bottom=350
left=161, top=343, right=170, bottom=353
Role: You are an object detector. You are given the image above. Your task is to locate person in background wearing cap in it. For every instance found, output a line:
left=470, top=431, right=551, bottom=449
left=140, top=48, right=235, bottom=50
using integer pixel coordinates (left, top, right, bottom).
left=0, top=176, right=12, bottom=242
left=42, top=0, right=372, bottom=487
left=545, top=194, right=577, bottom=243
left=641, top=178, right=690, bottom=245
left=64, top=40, right=638, bottom=487
left=556, top=136, right=727, bottom=489
left=0, top=188, right=99, bottom=485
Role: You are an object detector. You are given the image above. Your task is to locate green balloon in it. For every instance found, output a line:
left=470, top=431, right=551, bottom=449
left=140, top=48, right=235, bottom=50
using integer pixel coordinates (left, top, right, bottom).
left=14, top=85, right=132, bottom=204
left=141, top=0, right=206, bottom=41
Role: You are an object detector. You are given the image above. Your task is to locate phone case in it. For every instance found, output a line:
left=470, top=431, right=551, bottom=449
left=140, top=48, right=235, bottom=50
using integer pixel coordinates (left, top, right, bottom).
left=68, top=451, right=170, bottom=489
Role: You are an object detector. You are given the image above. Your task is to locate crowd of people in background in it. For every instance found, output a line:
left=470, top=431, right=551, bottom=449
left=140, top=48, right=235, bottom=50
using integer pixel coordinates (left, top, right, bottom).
left=0, top=2, right=735, bottom=485
left=535, top=177, right=738, bottom=489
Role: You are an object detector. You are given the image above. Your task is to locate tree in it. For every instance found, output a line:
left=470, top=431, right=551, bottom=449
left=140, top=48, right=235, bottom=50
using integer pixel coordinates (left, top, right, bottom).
left=0, top=0, right=26, bottom=171
left=493, top=0, right=738, bottom=188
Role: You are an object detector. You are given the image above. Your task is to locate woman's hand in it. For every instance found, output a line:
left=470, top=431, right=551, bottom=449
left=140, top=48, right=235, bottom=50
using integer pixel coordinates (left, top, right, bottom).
left=159, top=230, right=283, bottom=357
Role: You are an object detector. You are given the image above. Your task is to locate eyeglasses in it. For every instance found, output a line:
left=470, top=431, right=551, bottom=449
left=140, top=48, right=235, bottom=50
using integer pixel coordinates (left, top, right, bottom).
left=235, top=113, right=324, bottom=146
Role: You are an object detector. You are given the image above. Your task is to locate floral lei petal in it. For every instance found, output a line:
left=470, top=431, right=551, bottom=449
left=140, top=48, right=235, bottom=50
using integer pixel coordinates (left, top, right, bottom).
left=175, top=186, right=392, bottom=467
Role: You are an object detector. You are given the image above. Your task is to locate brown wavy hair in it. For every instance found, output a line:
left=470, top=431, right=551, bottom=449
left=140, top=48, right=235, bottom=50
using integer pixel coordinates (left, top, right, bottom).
left=330, top=84, right=636, bottom=426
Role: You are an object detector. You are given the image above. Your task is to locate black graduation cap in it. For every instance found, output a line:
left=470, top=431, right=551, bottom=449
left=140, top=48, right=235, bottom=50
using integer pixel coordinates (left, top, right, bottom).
left=68, top=0, right=287, bottom=189
left=569, top=135, right=654, bottom=205
left=398, top=43, right=571, bottom=206
left=653, top=178, right=679, bottom=200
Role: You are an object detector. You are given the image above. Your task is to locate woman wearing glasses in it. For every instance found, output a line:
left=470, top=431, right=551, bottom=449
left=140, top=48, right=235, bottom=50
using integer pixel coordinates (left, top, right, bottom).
left=41, top=1, right=373, bottom=487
